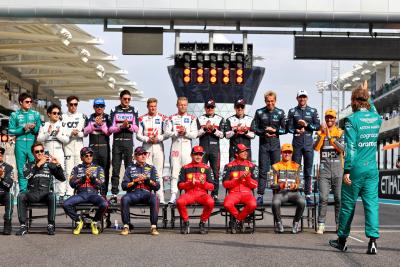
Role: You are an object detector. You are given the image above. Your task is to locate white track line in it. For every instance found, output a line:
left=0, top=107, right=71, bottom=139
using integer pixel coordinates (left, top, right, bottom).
left=348, top=235, right=365, bottom=243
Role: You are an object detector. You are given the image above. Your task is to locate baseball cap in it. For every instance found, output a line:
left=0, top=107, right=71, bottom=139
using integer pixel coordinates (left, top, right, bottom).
left=205, top=99, right=216, bottom=107
left=93, top=98, right=105, bottom=106
left=0, top=147, right=5, bottom=154
left=134, top=146, right=148, bottom=156
left=236, top=143, right=250, bottom=153
left=297, top=90, right=308, bottom=97
left=234, top=98, right=246, bottom=107
left=80, top=147, right=93, bottom=157
left=281, top=143, right=293, bottom=152
left=191, top=145, right=205, bottom=155
left=325, top=108, right=337, bottom=118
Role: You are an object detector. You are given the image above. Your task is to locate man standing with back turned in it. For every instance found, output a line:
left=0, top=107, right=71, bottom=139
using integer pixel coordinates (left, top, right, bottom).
left=330, top=81, right=382, bottom=255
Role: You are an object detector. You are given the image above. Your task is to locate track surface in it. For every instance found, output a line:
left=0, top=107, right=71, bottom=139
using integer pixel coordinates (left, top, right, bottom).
left=0, top=201, right=399, bottom=266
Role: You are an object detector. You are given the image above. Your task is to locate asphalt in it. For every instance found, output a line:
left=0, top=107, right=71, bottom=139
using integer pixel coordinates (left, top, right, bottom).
left=0, top=199, right=399, bottom=267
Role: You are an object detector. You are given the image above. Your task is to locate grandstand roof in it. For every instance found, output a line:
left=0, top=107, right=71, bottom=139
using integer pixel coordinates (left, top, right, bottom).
left=0, top=21, right=143, bottom=101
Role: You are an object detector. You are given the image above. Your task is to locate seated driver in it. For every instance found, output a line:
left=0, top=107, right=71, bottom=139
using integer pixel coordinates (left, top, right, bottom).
left=176, top=145, right=215, bottom=235
left=271, top=143, right=305, bottom=234
left=63, top=147, right=108, bottom=235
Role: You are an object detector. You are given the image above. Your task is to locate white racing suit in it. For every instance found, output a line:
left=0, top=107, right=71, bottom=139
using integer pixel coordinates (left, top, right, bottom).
left=166, top=113, right=198, bottom=195
left=62, top=112, right=86, bottom=196
left=136, top=112, right=169, bottom=203
left=37, top=120, right=69, bottom=195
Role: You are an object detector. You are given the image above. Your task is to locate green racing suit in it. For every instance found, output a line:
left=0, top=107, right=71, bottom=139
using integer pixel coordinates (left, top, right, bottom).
left=338, top=100, right=382, bottom=239
left=8, top=109, right=41, bottom=192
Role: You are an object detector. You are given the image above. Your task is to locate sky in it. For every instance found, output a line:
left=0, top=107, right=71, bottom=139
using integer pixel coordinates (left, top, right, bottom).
left=76, top=25, right=358, bottom=150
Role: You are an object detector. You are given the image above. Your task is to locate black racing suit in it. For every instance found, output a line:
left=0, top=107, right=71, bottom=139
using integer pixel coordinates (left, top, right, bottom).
left=84, top=113, right=112, bottom=196
left=287, top=105, right=320, bottom=195
left=109, top=105, right=139, bottom=195
left=251, top=107, right=286, bottom=195
left=17, top=162, right=65, bottom=225
left=0, top=162, right=14, bottom=222
left=197, top=113, right=225, bottom=196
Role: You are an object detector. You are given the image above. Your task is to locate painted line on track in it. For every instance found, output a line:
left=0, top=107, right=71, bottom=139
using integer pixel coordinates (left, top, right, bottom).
left=348, top=235, right=365, bottom=243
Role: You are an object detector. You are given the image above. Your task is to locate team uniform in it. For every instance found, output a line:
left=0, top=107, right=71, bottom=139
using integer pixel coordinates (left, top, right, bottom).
left=314, top=126, right=344, bottom=225
left=223, top=159, right=258, bottom=223
left=8, top=109, right=41, bottom=192
left=251, top=107, right=286, bottom=197
left=37, top=121, right=69, bottom=196
left=16, top=161, right=65, bottom=235
left=84, top=113, right=112, bottom=196
left=109, top=105, right=139, bottom=195
left=197, top=113, right=224, bottom=197
left=176, top=162, right=215, bottom=223
left=136, top=113, right=169, bottom=203
left=63, top=163, right=108, bottom=226
left=338, top=101, right=382, bottom=240
left=0, top=161, right=14, bottom=234
left=287, top=106, right=320, bottom=196
left=62, top=112, right=87, bottom=196
left=166, top=113, right=198, bottom=201
left=225, top=115, right=255, bottom=162
left=120, top=162, right=160, bottom=227
left=271, top=161, right=305, bottom=233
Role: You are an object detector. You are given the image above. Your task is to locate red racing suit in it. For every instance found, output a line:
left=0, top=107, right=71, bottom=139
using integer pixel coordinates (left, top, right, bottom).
left=223, top=159, right=258, bottom=221
left=176, top=162, right=215, bottom=222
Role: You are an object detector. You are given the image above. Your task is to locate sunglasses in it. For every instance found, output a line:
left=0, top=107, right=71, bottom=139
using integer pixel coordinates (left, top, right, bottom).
left=122, top=97, right=131, bottom=101
left=69, top=103, right=78, bottom=107
left=135, top=153, right=147, bottom=156
left=193, top=153, right=204, bottom=156
left=51, top=112, right=60, bottom=115
left=235, top=105, right=245, bottom=109
left=282, top=151, right=293, bottom=154
left=94, top=105, right=105, bottom=109
left=206, top=106, right=215, bottom=109
left=24, top=100, right=32, bottom=104
left=84, top=153, right=93, bottom=158
left=34, top=149, right=44, bottom=154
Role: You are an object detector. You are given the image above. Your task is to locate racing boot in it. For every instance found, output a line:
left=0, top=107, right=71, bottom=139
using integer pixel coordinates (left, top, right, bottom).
left=329, top=237, right=348, bottom=252
left=15, top=224, right=28, bottom=236
left=120, top=225, right=130, bottom=236
left=109, top=195, right=118, bottom=204
left=211, top=194, right=219, bottom=204
left=169, top=193, right=177, bottom=205
left=150, top=225, right=159, bottom=236
left=73, top=219, right=84, bottom=235
left=367, top=239, right=377, bottom=255
left=158, top=191, right=166, bottom=205
left=47, top=224, right=55, bottom=235
left=3, top=220, right=12, bottom=235
left=291, top=220, right=301, bottom=234
left=58, top=195, right=64, bottom=204
left=229, top=220, right=237, bottom=234
left=256, top=195, right=264, bottom=206
left=316, top=223, right=325, bottom=234
left=199, top=221, right=207, bottom=234
left=90, top=221, right=99, bottom=235
left=275, top=220, right=284, bottom=233
left=182, top=221, right=190, bottom=235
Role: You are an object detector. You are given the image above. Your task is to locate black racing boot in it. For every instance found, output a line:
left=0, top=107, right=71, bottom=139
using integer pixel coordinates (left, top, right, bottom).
left=229, top=220, right=237, bottom=234
left=199, top=221, right=207, bottom=234
left=367, top=239, right=377, bottom=255
left=329, top=237, right=348, bottom=252
left=275, top=220, right=284, bottom=233
left=47, top=224, right=55, bottom=235
left=15, top=225, right=28, bottom=236
left=3, top=220, right=11, bottom=235
left=182, top=221, right=190, bottom=235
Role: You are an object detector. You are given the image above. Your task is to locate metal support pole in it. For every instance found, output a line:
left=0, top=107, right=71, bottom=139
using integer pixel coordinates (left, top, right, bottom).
left=175, top=31, right=180, bottom=55
left=209, top=32, right=214, bottom=52
left=243, top=32, right=248, bottom=55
